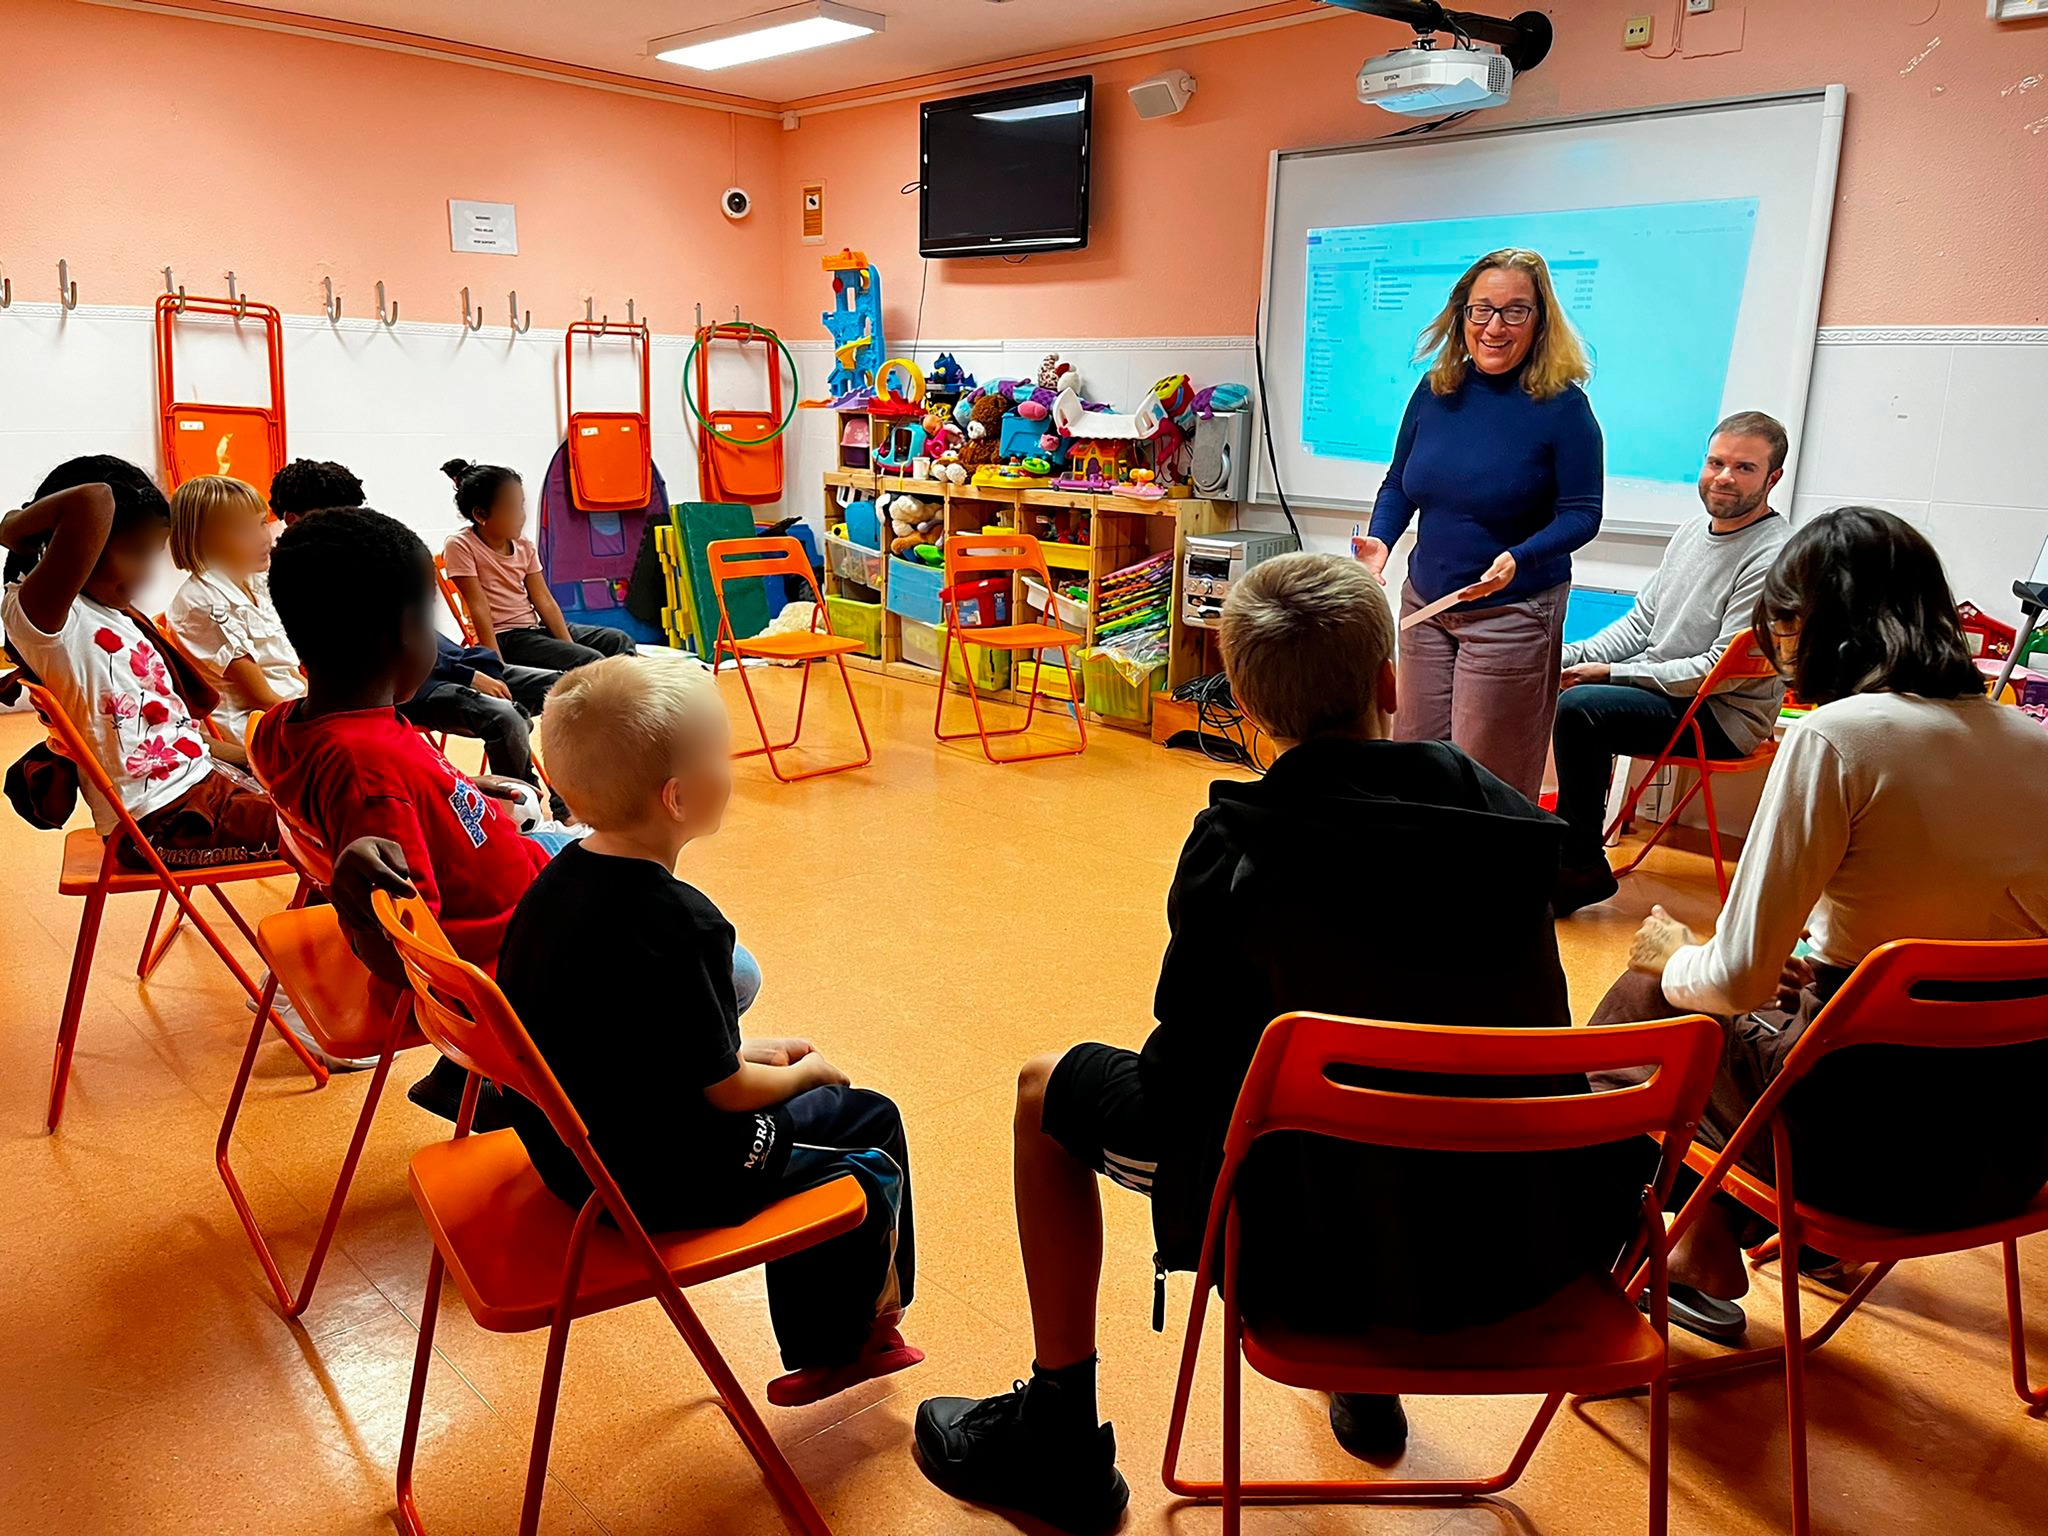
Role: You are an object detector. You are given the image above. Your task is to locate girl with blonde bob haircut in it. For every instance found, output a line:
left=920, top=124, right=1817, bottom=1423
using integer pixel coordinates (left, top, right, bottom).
left=166, top=474, right=306, bottom=737
left=1416, top=247, right=1592, bottom=402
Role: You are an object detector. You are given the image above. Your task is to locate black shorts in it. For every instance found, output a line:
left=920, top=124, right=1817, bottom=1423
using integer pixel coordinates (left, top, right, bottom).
left=1040, top=1043, right=1162, bottom=1199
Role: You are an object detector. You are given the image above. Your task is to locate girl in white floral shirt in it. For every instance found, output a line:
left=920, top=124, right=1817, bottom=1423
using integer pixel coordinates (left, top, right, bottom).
left=1, top=456, right=278, bottom=870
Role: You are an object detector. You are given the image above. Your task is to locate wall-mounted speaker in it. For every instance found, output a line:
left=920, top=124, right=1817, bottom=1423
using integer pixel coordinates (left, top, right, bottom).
left=1128, top=69, right=1196, bottom=120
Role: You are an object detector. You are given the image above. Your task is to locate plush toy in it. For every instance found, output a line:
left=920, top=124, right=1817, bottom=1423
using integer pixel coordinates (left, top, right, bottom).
left=1037, top=352, right=1074, bottom=392
left=885, top=492, right=942, bottom=557
left=959, top=391, right=1013, bottom=469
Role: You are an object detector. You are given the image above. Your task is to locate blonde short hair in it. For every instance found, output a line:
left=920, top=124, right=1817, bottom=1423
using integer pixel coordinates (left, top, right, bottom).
left=539, top=658, right=727, bottom=829
left=1220, top=553, right=1393, bottom=742
left=168, top=475, right=267, bottom=572
left=1417, top=248, right=1591, bottom=403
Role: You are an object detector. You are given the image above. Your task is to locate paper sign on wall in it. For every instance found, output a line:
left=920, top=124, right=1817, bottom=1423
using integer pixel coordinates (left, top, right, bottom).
left=449, top=200, right=519, bottom=255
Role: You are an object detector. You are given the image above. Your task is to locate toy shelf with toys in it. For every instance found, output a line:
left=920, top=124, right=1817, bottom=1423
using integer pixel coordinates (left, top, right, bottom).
left=797, top=255, right=1249, bottom=734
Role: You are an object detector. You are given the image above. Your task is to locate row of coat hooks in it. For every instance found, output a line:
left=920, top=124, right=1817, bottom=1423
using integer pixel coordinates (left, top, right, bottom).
left=0, top=260, right=661, bottom=338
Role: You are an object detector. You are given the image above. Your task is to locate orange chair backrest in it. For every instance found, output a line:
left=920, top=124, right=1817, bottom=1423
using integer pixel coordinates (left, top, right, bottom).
left=1218, top=1012, right=1724, bottom=1172
left=705, top=537, right=830, bottom=639
left=20, top=675, right=137, bottom=821
left=241, top=708, right=336, bottom=886
left=942, top=531, right=1054, bottom=590
left=1701, top=630, right=1778, bottom=691
left=1780, top=938, right=2048, bottom=1063
left=432, top=555, right=479, bottom=644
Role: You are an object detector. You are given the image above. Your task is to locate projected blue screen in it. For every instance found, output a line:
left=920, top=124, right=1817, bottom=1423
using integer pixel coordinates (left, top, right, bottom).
left=1301, top=199, right=1758, bottom=484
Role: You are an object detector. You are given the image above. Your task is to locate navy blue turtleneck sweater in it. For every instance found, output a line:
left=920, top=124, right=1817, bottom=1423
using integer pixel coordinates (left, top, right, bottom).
left=1367, top=365, right=1605, bottom=608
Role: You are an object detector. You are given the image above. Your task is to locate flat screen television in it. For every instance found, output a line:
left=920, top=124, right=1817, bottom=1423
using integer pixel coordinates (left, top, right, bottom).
left=920, top=76, right=1092, bottom=258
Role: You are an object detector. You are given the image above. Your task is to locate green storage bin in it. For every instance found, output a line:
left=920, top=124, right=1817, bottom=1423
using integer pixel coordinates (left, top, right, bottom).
left=825, top=595, right=883, bottom=659
left=900, top=617, right=1011, bottom=691
left=1083, top=649, right=1165, bottom=723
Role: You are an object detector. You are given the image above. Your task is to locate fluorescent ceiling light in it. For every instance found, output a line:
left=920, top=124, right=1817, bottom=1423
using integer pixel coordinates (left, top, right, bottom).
left=975, top=99, right=1086, bottom=123
left=649, top=2, right=885, bottom=72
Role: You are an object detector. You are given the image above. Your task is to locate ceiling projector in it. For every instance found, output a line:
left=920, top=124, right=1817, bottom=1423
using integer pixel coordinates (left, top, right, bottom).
left=1357, top=43, right=1513, bottom=116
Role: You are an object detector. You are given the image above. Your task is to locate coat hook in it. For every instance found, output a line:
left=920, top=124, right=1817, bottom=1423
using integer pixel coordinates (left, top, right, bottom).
left=1, top=262, right=12, bottom=310
left=583, top=297, right=595, bottom=324
left=322, top=277, right=342, bottom=323
left=460, top=286, right=484, bottom=332
left=509, top=291, right=531, bottom=334
left=376, top=280, right=398, bottom=326
left=162, top=266, right=186, bottom=310
left=734, top=304, right=742, bottom=324
left=696, top=302, right=704, bottom=330
left=223, top=270, right=247, bottom=319
left=57, top=259, right=78, bottom=311
left=627, top=298, right=637, bottom=327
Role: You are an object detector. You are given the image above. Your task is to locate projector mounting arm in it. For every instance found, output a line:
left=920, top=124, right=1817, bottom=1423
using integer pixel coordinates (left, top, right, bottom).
left=1318, top=0, right=1554, bottom=73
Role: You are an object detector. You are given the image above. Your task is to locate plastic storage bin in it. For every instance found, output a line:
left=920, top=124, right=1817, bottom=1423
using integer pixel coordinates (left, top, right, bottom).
left=824, top=595, right=883, bottom=659
left=1023, top=576, right=1088, bottom=636
left=885, top=557, right=945, bottom=625
left=1083, top=649, right=1166, bottom=723
left=1015, top=658, right=1081, bottom=701
left=825, top=533, right=885, bottom=590
left=900, top=618, right=1011, bottom=691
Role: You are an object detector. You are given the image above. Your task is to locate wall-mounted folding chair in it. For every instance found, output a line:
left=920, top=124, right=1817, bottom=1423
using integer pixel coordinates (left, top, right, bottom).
left=564, top=318, right=653, bottom=512
left=934, top=532, right=1086, bottom=764
left=155, top=290, right=287, bottom=497
left=1605, top=631, right=1781, bottom=902
left=372, top=892, right=866, bottom=1536
left=7, top=671, right=319, bottom=1131
left=705, top=536, right=871, bottom=783
left=215, top=793, right=422, bottom=1316
left=1161, top=1009, right=1722, bottom=1536
left=1632, top=938, right=2048, bottom=1536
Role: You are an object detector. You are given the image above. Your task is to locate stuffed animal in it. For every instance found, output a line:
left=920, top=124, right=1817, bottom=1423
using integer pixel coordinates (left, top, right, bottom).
left=1037, top=352, right=1075, bottom=392
left=959, top=392, right=1013, bottom=469
left=885, top=492, right=942, bottom=557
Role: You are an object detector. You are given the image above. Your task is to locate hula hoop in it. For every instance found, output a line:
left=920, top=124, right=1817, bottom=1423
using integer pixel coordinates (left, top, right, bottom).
left=681, top=322, right=801, bottom=449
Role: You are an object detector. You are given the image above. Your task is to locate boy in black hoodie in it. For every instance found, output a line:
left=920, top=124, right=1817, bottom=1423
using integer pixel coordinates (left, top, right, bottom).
left=915, top=553, right=1643, bottom=1535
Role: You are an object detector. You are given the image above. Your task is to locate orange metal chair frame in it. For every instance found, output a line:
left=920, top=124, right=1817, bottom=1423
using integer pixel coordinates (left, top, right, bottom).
left=1625, top=939, right=2048, bottom=1536
left=705, top=537, right=871, bottom=783
left=8, top=671, right=319, bottom=1130
left=933, top=533, right=1087, bottom=765
left=372, top=892, right=865, bottom=1536
left=563, top=318, right=654, bottom=511
left=430, top=555, right=479, bottom=645
left=154, top=293, right=288, bottom=495
left=213, top=794, right=424, bottom=1316
left=1604, top=631, right=1780, bottom=902
left=1161, top=1010, right=1723, bottom=1535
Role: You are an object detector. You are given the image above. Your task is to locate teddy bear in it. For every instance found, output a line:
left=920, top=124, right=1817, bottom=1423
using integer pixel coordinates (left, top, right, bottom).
left=885, top=493, right=942, bottom=558
left=959, top=391, right=1013, bottom=469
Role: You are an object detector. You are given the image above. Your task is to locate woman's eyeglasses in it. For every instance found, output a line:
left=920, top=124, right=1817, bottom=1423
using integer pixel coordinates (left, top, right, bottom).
left=1462, top=302, right=1536, bottom=326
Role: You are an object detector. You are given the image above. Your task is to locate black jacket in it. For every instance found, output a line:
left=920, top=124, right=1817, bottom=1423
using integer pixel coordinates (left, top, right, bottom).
left=1142, top=738, right=1645, bottom=1333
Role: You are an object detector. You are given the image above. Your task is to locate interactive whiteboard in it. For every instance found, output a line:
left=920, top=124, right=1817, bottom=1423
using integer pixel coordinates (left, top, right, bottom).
left=1256, top=89, right=1847, bottom=533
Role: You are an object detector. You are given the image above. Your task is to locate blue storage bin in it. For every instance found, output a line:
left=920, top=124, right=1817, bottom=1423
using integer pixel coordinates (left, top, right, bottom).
left=886, top=557, right=945, bottom=625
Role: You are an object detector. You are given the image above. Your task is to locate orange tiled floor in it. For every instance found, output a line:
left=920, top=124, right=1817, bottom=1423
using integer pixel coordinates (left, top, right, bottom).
left=1, top=666, right=2044, bottom=1535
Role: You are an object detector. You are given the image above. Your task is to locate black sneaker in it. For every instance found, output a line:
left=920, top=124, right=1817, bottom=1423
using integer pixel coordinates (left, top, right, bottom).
left=1328, top=1393, right=1408, bottom=1461
left=1553, top=857, right=1621, bottom=917
left=915, top=1379, right=1129, bottom=1536
left=405, top=1056, right=470, bottom=1123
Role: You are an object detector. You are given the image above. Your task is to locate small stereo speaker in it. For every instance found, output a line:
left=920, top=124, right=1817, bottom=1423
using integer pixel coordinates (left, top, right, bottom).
left=1191, top=410, right=1253, bottom=501
left=1128, top=69, right=1196, bottom=120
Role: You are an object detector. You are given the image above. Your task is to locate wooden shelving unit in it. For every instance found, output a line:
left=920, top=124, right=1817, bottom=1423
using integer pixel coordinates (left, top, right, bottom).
left=817, top=466, right=1233, bottom=731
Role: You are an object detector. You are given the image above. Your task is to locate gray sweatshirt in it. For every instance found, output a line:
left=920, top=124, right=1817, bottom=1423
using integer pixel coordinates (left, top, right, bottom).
left=1561, top=510, right=1789, bottom=752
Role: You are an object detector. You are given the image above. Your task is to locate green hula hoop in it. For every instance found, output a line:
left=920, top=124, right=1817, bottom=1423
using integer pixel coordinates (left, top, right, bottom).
left=681, top=322, right=802, bottom=449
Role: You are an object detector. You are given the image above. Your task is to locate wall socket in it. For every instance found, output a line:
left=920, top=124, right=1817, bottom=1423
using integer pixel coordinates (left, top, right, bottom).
left=1624, top=15, right=1653, bottom=47
left=1686, top=0, right=1715, bottom=13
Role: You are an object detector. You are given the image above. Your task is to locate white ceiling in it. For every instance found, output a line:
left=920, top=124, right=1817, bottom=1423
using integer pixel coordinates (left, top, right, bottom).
left=244, top=0, right=1282, bottom=103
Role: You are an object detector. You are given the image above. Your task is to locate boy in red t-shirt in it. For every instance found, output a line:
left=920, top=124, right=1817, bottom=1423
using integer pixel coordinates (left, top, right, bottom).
left=253, top=505, right=762, bottom=1120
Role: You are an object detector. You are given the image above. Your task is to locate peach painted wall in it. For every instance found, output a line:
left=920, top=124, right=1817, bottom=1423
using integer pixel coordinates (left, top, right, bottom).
left=774, top=0, right=2048, bottom=342
left=0, top=0, right=786, bottom=328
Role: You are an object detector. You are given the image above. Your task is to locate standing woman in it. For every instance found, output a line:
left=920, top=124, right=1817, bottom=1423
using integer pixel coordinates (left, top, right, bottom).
left=1356, top=249, right=1603, bottom=799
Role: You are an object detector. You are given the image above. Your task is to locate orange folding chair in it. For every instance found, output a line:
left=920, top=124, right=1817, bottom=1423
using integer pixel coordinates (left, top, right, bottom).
left=1161, top=1009, right=1722, bottom=1535
left=154, top=291, right=288, bottom=497
left=933, top=532, right=1087, bottom=764
left=214, top=794, right=424, bottom=1316
left=705, top=536, right=871, bottom=783
left=6, top=670, right=319, bottom=1130
left=1637, top=939, right=2048, bottom=1536
left=431, top=554, right=478, bottom=645
left=371, top=891, right=866, bottom=1536
left=1605, top=631, right=1780, bottom=902
left=563, top=319, right=653, bottom=511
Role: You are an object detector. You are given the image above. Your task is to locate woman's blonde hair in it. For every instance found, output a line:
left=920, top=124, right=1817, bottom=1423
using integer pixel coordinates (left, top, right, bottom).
left=168, top=475, right=268, bottom=572
left=1416, top=248, right=1591, bottom=402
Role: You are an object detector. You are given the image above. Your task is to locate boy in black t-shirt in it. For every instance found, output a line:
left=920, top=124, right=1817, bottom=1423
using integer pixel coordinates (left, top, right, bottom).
left=496, top=658, right=919, bottom=1406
